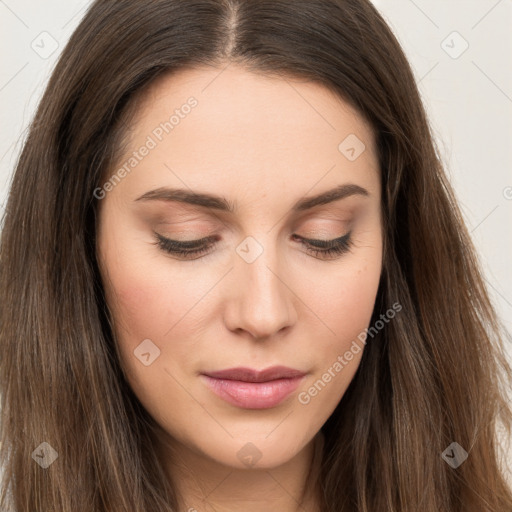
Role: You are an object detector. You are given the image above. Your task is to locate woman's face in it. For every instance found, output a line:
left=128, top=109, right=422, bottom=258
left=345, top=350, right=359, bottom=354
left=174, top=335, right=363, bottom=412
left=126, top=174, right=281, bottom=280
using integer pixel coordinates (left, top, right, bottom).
left=96, top=64, right=383, bottom=470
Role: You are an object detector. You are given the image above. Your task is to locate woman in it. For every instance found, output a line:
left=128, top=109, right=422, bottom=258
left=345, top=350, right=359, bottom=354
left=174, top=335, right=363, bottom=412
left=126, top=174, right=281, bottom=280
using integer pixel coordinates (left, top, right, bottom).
left=1, top=0, right=511, bottom=510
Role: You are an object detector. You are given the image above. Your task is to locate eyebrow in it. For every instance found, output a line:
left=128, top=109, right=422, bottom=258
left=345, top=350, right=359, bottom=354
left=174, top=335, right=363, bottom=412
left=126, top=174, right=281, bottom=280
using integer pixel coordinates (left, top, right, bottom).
left=134, top=183, right=369, bottom=213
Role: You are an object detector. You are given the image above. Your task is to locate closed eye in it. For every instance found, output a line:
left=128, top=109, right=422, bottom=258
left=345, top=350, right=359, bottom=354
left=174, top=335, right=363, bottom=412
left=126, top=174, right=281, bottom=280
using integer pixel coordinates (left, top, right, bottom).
left=152, top=231, right=353, bottom=260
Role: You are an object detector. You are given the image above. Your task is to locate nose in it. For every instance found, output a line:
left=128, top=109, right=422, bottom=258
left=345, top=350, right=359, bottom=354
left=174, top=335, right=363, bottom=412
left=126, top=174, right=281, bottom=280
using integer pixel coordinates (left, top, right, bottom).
left=223, top=238, right=297, bottom=340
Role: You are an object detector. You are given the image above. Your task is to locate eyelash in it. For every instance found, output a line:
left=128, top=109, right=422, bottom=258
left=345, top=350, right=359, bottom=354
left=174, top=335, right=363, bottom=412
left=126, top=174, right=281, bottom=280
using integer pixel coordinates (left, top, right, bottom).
left=152, top=231, right=353, bottom=260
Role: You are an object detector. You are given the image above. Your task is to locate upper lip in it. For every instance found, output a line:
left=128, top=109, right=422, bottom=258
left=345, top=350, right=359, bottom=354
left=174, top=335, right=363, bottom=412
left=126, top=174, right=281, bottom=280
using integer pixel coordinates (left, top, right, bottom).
left=202, top=366, right=306, bottom=383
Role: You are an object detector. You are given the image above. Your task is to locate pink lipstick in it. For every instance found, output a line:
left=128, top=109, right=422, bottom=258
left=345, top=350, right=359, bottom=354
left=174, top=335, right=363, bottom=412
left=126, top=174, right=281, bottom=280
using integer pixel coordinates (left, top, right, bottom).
left=201, top=366, right=306, bottom=409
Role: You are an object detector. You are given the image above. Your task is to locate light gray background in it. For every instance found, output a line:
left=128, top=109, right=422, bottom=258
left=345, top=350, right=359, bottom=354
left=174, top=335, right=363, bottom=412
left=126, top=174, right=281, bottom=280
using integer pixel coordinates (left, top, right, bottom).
left=0, top=0, right=511, bottom=469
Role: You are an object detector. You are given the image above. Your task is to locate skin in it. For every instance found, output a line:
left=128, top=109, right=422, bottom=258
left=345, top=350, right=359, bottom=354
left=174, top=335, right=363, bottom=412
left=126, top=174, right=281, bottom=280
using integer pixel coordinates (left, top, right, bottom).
left=96, top=63, right=383, bottom=512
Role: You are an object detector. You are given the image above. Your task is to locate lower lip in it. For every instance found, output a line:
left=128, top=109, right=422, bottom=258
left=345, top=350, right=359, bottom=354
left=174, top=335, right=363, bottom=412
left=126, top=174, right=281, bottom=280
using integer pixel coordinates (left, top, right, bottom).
left=201, top=375, right=305, bottom=409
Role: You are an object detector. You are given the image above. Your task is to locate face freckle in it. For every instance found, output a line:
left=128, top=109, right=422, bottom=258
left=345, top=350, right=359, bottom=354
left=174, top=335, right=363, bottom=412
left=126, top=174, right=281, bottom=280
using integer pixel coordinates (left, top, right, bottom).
left=96, top=64, right=383, bottom=473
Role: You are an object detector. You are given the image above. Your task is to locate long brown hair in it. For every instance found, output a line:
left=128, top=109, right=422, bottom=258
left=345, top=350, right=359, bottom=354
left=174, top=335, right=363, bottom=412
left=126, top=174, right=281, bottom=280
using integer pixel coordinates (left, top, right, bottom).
left=1, top=0, right=511, bottom=510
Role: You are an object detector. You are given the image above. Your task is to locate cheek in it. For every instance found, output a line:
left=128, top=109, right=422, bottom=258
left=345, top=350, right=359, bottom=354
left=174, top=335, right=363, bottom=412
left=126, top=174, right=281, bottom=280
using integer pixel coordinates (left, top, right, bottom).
left=100, top=240, right=230, bottom=410
left=99, top=215, right=206, bottom=346
left=104, top=258, right=203, bottom=357
left=295, top=248, right=382, bottom=412
left=339, top=263, right=381, bottom=334
left=307, top=254, right=382, bottom=352
left=101, top=259, right=206, bottom=424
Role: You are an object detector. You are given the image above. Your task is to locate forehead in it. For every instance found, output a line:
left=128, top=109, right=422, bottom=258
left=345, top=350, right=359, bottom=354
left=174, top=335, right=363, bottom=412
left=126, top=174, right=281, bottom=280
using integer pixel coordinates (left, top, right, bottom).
left=133, top=63, right=376, bottom=148
left=114, top=64, right=380, bottom=206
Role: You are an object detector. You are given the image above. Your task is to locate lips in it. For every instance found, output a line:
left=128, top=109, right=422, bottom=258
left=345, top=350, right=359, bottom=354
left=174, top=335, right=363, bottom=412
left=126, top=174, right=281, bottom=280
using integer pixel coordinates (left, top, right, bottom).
left=201, top=366, right=306, bottom=409
left=204, top=366, right=305, bottom=382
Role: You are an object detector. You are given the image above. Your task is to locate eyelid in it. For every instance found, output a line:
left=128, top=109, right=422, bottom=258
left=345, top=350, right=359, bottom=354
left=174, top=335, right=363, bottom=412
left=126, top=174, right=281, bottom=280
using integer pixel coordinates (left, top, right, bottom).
left=153, top=231, right=217, bottom=247
left=294, top=232, right=349, bottom=245
left=155, top=231, right=346, bottom=247
left=153, top=230, right=353, bottom=260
